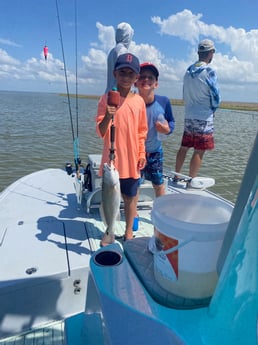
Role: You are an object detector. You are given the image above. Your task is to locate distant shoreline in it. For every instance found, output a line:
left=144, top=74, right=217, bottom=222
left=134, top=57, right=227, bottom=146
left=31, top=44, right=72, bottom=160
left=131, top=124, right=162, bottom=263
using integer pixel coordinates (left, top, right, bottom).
left=59, top=93, right=258, bottom=112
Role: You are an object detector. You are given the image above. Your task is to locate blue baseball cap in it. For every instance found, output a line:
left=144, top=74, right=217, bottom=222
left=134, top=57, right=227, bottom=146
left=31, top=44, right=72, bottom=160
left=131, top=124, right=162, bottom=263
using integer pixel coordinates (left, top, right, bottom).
left=114, top=53, right=140, bottom=74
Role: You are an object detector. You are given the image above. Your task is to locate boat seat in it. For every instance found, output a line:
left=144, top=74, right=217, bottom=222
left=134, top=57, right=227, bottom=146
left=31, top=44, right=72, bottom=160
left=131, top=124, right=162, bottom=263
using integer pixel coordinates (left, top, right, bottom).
left=124, top=237, right=211, bottom=309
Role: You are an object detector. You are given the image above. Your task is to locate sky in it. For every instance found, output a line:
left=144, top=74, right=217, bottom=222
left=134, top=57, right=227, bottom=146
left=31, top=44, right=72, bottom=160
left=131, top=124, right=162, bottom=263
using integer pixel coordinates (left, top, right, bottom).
left=0, top=0, right=258, bottom=102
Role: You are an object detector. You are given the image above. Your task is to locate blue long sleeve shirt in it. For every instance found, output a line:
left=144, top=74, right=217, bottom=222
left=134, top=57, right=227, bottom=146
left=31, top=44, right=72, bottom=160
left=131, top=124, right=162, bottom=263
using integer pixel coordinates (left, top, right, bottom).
left=145, top=95, right=175, bottom=153
left=183, top=61, right=221, bottom=121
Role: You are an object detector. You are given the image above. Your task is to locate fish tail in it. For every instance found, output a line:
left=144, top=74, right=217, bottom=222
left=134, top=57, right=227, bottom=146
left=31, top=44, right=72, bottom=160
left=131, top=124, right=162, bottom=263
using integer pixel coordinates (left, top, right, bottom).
left=100, top=229, right=115, bottom=246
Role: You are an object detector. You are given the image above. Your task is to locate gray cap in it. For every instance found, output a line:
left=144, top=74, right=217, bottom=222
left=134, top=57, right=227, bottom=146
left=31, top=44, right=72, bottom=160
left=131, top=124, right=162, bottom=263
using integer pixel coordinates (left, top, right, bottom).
left=198, top=39, right=215, bottom=53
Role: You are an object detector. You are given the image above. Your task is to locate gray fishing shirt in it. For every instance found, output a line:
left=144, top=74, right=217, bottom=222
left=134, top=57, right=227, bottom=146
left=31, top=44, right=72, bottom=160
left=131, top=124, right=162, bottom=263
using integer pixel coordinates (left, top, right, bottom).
left=105, top=23, right=134, bottom=93
left=183, top=61, right=221, bottom=121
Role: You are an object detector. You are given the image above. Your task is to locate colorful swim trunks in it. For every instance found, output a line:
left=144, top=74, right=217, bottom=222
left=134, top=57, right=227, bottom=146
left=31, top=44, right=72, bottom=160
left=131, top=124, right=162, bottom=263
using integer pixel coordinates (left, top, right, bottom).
left=181, top=119, right=214, bottom=150
left=142, top=151, right=164, bottom=185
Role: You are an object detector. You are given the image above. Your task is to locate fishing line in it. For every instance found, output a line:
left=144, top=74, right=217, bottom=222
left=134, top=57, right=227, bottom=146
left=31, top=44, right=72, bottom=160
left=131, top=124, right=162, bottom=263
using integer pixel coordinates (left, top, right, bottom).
left=73, top=0, right=80, bottom=171
left=74, top=0, right=79, bottom=139
left=55, top=0, right=80, bottom=172
left=55, top=0, right=74, bottom=139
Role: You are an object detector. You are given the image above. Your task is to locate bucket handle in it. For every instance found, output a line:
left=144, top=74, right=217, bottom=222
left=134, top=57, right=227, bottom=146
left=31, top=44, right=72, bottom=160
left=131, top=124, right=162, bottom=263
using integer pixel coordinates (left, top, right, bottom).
left=162, top=237, right=194, bottom=255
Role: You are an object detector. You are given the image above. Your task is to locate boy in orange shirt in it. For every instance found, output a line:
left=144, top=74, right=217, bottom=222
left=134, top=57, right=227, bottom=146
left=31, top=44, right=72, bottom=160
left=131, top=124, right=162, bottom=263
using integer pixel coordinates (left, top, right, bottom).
left=96, top=53, right=148, bottom=243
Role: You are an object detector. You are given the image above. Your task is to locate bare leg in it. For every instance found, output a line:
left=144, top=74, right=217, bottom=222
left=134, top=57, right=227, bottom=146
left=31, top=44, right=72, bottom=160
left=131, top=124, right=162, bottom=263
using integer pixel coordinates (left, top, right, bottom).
left=189, top=149, right=205, bottom=177
left=153, top=183, right=165, bottom=197
left=175, top=146, right=189, bottom=173
left=123, top=192, right=138, bottom=240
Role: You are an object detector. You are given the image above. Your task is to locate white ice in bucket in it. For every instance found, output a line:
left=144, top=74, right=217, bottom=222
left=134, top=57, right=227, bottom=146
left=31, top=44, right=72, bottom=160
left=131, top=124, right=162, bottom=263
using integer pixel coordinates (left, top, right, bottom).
left=151, top=193, right=233, bottom=299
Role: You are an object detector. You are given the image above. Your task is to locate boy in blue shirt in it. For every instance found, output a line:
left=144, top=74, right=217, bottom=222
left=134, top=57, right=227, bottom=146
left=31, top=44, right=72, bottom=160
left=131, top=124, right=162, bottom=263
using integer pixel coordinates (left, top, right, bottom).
left=136, top=62, right=175, bottom=196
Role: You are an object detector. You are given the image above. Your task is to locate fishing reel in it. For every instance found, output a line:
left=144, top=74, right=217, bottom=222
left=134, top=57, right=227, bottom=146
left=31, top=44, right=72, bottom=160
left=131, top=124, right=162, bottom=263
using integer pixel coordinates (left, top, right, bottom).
left=65, top=162, right=73, bottom=175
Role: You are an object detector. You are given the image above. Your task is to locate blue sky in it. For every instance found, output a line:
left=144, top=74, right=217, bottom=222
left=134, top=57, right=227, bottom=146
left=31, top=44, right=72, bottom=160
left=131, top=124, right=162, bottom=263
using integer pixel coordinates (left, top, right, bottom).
left=0, top=0, right=258, bottom=102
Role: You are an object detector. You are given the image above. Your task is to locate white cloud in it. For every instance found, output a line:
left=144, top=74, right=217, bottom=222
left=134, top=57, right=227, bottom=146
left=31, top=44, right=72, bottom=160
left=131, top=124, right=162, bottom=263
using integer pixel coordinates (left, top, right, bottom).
left=151, top=9, right=203, bottom=43
left=0, top=38, right=21, bottom=47
left=0, top=48, right=20, bottom=65
left=151, top=8, right=258, bottom=65
left=95, top=22, right=115, bottom=51
left=0, top=48, right=71, bottom=89
left=151, top=9, right=258, bottom=101
left=0, top=10, right=258, bottom=102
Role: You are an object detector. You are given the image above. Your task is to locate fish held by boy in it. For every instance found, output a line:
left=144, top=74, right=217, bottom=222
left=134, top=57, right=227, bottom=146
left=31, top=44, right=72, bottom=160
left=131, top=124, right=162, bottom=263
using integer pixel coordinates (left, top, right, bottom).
left=100, top=162, right=121, bottom=246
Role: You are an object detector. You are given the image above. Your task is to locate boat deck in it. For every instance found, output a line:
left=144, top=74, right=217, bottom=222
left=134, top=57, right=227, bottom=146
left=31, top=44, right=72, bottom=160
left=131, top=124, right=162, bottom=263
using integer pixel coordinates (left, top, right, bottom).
left=0, top=167, right=232, bottom=344
left=0, top=312, right=109, bottom=345
left=0, top=168, right=156, bottom=343
left=0, top=320, right=64, bottom=345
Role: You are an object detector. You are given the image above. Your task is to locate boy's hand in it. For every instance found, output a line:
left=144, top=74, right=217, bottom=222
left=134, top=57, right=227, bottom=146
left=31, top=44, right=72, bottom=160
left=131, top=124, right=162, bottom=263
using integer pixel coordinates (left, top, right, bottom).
left=155, top=120, right=170, bottom=134
left=105, top=105, right=117, bottom=120
left=138, top=158, right=146, bottom=170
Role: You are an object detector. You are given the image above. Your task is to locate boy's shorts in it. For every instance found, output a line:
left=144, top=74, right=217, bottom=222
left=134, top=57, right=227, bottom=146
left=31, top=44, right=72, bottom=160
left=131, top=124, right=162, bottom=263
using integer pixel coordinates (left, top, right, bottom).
left=120, top=178, right=140, bottom=197
left=142, top=151, right=164, bottom=186
left=182, top=119, right=214, bottom=150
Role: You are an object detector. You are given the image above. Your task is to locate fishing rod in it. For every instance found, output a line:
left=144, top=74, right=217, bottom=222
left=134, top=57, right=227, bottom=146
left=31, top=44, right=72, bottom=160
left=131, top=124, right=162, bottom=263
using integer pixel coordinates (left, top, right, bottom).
left=74, top=0, right=80, bottom=170
left=55, top=0, right=81, bottom=175
left=107, top=88, right=120, bottom=162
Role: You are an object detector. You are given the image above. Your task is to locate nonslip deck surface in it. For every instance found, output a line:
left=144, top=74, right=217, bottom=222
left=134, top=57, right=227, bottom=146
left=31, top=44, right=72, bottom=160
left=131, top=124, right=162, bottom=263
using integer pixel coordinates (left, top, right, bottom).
left=0, top=321, right=64, bottom=345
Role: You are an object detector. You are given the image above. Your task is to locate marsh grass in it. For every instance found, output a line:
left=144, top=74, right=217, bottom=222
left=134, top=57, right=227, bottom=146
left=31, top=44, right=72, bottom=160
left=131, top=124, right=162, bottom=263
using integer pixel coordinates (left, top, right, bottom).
left=59, top=94, right=258, bottom=112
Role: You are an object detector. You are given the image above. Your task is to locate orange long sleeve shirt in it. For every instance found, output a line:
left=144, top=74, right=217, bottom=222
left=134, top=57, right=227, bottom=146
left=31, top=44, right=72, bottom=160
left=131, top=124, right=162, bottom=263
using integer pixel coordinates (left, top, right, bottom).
left=96, top=93, right=147, bottom=179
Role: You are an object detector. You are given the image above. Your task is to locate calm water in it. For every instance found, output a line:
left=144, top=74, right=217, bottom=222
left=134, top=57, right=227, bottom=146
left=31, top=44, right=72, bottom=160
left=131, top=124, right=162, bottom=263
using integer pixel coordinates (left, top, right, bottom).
left=0, top=91, right=257, bottom=203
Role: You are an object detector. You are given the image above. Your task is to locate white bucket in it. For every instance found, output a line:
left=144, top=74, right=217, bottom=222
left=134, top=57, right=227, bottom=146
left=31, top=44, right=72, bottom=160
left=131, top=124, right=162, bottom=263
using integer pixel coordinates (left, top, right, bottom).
left=151, top=193, right=233, bottom=299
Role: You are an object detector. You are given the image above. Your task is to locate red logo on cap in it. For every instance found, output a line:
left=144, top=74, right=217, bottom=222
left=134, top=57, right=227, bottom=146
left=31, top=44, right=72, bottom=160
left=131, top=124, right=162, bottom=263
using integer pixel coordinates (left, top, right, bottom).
left=126, top=54, right=133, bottom=62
